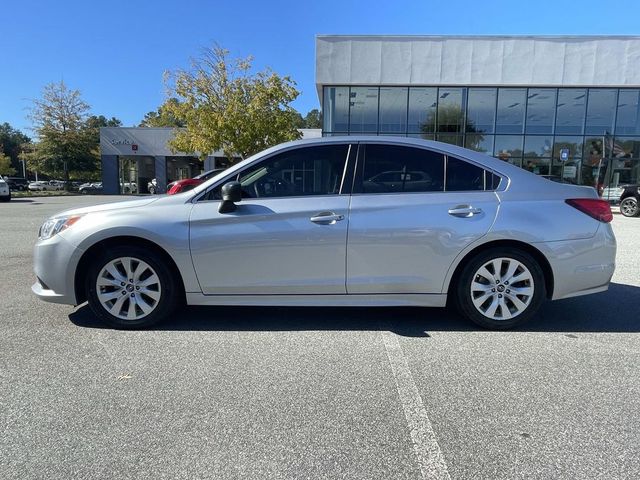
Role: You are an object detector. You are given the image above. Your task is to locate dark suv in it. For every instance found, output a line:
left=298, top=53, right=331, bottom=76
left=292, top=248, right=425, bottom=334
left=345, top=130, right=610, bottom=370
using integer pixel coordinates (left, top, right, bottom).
left=620, top=185, right=640, bottom=217
left=4, top=177, right=29, bottom=191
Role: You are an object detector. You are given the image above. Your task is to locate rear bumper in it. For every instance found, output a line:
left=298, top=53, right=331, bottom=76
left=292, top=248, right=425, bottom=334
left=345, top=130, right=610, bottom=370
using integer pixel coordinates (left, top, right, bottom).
left=536, top=223, right=616, bottom=301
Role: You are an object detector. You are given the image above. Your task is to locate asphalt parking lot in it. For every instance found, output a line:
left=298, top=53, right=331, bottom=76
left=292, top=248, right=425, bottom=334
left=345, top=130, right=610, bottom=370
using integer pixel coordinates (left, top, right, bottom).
left=1, top=195, right=639, bottom=480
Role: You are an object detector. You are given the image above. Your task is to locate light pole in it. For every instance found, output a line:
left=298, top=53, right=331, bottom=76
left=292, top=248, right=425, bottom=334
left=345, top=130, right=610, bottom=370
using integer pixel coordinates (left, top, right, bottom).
left=20, top=159, right=26, bottom=179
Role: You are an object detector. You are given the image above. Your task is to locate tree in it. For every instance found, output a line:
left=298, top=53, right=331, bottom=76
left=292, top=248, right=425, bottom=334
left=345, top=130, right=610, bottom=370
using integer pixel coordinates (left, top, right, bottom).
left=87, top=115, right=122, bottom=129
left=292, top=111, right=305, bottom=129
left=163, top=45, right=301, bottom=161
left=139, top=98, right=186, bottom=127
left=29, top=81, right=96, bottom=184
left=0, top=123, right=31, bottom=172
left=303, top=109, right=322, bottom=129
left=0, top=151, right=16, bottom=176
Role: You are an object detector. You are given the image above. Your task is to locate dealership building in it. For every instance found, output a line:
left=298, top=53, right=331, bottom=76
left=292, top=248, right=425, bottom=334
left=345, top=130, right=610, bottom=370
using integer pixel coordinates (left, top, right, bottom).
left=99, top=128, right=320, bottom=194
left=317, top=35, right=640, bottom=189
left=100, top=35, right=640, bottom=193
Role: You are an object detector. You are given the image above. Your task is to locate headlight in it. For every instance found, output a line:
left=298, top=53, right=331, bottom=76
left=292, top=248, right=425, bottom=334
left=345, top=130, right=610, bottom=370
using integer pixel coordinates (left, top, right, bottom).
left=38, top=215, right=84, bottom=240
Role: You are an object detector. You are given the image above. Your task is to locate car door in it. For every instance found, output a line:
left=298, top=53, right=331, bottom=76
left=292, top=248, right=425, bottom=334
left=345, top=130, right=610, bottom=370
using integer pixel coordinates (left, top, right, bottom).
left=190, top=143, right=355, bottom=295
left=346, top=143, right=500, bottom=294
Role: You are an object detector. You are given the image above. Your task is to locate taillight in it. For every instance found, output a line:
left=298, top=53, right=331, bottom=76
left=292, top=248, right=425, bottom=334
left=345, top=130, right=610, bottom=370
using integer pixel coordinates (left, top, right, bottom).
left=565, top=198, right=613, bottom=223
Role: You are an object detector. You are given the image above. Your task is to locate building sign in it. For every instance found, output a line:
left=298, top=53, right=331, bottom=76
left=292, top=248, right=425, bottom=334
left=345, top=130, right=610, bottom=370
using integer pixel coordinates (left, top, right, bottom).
left=563, top=166, right=577, bottom=178
left=560, top=148, right=570, bottom=161
left=111, top=139, right=134, bottom=146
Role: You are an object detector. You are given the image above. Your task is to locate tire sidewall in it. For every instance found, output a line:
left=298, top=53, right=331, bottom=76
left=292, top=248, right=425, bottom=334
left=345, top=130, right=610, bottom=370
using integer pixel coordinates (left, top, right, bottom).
left=620, top=197, right=639, bottom=217
left=85, top=246, right=179, bottom=328
left=456, top=247, right=546, bottom=330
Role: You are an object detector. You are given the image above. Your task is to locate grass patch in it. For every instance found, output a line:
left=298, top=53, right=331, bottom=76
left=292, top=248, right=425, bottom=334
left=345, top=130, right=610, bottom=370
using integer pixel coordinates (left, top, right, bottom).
left=12, top=190, right=80, bottom=198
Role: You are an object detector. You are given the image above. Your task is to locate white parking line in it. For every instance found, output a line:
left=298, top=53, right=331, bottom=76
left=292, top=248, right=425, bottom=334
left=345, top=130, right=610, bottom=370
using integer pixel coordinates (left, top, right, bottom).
left=381, top=329, right=451, bottom=480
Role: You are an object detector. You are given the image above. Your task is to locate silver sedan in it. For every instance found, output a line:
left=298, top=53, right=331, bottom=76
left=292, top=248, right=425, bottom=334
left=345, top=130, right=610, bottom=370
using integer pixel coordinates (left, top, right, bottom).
left=32, top=137, right=616, bottom=329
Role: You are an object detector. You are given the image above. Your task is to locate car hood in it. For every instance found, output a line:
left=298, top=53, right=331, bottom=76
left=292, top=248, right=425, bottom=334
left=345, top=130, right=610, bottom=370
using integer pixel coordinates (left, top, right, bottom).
left=54, top=197, right=162, bottom=217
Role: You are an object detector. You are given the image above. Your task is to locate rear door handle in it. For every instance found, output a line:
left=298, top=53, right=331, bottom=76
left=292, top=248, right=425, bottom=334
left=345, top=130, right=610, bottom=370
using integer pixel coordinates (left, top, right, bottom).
left=448, top=205, right=483, bottom=218
left=310, top=211, right=345, bottom=225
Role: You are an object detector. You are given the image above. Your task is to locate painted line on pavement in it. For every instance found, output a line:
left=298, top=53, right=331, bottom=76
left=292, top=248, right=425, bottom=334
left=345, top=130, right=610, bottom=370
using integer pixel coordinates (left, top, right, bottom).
left=381, top=327, right=451, bottom=480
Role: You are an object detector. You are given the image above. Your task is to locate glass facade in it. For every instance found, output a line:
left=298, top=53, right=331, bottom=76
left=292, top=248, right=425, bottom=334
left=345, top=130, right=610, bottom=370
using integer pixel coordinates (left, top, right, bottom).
left=323, top=86, right=640, bottom=188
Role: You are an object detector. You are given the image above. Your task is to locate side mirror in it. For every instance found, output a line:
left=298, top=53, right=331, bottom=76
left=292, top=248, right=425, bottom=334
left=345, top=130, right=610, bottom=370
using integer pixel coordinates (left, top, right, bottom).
left=218, top=181, right=242, bottom=213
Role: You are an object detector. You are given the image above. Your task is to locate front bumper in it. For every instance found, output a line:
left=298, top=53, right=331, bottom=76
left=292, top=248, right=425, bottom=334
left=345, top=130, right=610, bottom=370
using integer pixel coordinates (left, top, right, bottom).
left=32, top=234, right=84, bottom=305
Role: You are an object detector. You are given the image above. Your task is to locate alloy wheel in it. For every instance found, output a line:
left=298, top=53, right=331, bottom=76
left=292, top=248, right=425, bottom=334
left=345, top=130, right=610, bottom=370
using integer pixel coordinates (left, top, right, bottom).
left=470, top=257, right=535, bottom=321
left=96, top=257, right=162, bottom=321
left=620, top=197, right=639, bottom=217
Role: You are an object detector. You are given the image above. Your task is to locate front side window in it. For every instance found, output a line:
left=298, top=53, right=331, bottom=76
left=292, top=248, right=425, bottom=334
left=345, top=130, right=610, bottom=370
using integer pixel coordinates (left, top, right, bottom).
left=361, top=144, right=445, bottom=193
left=206, top=144, right=350, bottom=200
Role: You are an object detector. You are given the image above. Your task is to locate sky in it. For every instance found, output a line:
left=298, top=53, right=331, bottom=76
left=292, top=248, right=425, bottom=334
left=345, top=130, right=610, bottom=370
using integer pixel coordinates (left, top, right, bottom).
left=2, top=0, right=640, bottom=135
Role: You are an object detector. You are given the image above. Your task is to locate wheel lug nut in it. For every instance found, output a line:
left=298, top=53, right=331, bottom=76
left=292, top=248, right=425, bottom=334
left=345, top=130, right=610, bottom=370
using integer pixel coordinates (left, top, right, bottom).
left=498, top=294, right=503, bottom=298
left=121, top=291, right=126, bottom=295
left=136, top=286, right=140, bottom=290
left=121, top=282, right=125, bottom=286
left=491, top=288, right=496, bottom=292
left=129, top=279, right=133, bottom=283
left=506, top=289, right=510, bottom=293
left=130, top=293, right=135, bottom=297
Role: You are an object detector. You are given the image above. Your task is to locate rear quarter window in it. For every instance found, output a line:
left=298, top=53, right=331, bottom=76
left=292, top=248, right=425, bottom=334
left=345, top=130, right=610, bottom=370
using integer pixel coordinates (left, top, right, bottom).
left=445, top=156, right=486, bottom=191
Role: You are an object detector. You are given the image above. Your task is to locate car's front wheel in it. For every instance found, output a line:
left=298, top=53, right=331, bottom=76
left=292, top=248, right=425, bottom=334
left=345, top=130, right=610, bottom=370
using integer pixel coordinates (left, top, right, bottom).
left=456, top=248, right=546, bottom=329
left=620, top=197, right=640, bottom=217
left=85, top=246, right=181, bottom=328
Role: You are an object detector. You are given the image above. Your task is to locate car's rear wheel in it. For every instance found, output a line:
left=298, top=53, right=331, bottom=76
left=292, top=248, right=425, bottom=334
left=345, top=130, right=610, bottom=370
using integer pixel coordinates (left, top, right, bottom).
left=456, top=248, right=546, bottom=330
left=620, top=197, right=640, bottom=217
left=85, top=246, right=180, bottom=328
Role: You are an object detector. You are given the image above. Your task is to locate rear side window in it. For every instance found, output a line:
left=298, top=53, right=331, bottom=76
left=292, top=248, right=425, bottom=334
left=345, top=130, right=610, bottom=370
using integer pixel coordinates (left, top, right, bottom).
left=362, top=144, right=445, bottom=193
left=446, top=156, right=486, bottom=191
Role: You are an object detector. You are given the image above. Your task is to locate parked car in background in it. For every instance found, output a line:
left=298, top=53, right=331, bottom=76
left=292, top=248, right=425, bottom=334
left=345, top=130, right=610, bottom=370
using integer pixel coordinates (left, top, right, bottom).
left=147, top=178, right=159, bottom=195
left=79, top=182, right=103, bottom=195
left=121, top=182, right=137, bottom=194
left=600, top=185, right=626, bottom=204
left=619, top=185, right=640, bottom=217
left=0, top=178, right=11, bottom=201
left=167, top=169, right=226, bottom=195
left=4, top=177, right=29, bottom=191
left=32, top=137, right=616, bottom=331
left=28, top=181, right=63, bottom=191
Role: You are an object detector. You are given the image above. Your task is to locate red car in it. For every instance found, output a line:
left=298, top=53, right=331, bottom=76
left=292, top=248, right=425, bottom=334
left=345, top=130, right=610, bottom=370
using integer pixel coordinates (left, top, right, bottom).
left=167, top=169, right=226, bottom=195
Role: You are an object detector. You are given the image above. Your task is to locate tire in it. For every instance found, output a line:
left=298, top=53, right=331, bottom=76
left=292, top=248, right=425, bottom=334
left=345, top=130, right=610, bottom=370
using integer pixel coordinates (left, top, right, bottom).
left=455, top=247, right=546, bottom=330
left=0, top=194, right=9, bottom=202
left=85, top=246, right=181, bottom=329
left=620, top=197, right=640, bottom=217
left=149, top=186, right=156, bottom=195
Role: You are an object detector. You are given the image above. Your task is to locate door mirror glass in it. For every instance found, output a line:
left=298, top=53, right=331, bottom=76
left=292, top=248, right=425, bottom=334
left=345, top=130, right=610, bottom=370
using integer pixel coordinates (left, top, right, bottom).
left=219, top=181, right=242, bottom=213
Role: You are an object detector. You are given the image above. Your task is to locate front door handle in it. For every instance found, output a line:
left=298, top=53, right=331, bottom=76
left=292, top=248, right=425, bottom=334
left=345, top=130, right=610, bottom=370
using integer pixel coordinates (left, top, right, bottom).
left=310, top=211, right=345, bottom=225
left=448, top=205, right=483, bottom=218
